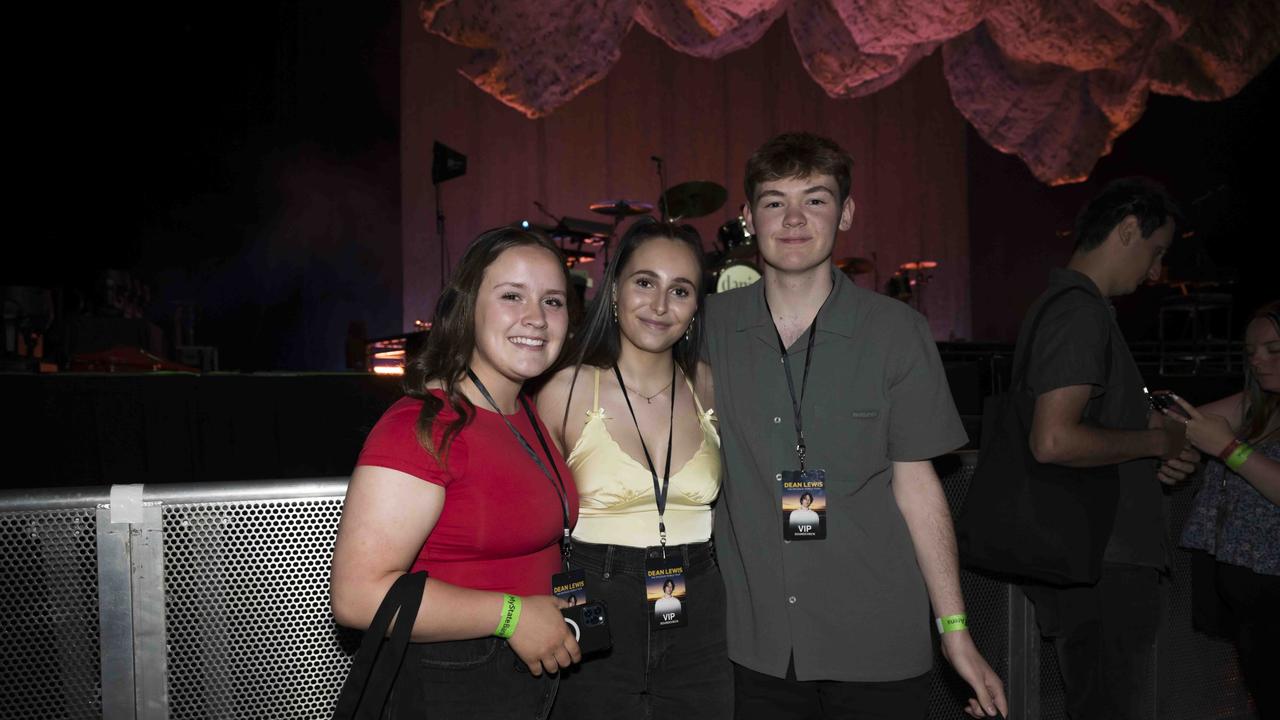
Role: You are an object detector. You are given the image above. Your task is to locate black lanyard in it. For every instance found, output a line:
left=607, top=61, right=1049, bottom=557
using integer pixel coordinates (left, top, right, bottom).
left=763, top=292, right=823, bottom=471
left=465, top=368, right=573, bottom=565
left=613, top=362, right=677, bottom=550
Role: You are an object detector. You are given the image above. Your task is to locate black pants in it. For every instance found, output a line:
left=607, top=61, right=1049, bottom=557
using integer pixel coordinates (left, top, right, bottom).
left=551, top=540, right=733, bottom=720
left=385, top=636, right=558, bottom=719
left=1021, top=565, right=1161, bottom=720
left=733, top=658, right=930, bottom=720
left=1216, top=561, right=1280, bottom=720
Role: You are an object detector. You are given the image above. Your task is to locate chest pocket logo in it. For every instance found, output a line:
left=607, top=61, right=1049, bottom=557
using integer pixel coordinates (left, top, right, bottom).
left=850, top=410, right=879, bottom=419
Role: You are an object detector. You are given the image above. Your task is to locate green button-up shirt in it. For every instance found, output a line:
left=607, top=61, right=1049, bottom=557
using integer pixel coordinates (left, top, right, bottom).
left=704, top=267, right=967, bottom=681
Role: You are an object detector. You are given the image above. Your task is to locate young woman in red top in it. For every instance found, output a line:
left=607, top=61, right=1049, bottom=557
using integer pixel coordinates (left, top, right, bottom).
left=331, top=228, right=582, bottom=719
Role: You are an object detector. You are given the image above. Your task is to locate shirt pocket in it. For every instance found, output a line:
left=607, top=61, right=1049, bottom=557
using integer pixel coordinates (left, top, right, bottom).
left=816, top=401, right=890, bottom=495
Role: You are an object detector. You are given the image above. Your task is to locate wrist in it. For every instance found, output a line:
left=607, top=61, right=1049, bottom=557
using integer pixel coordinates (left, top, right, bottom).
left=1223, top=441, right=1253, bottom=472
left=1150, top=428, right=1172, bottom=458
left=936, top=612, right=968, bottom=635
left=494, top=593, right=522, bottom=639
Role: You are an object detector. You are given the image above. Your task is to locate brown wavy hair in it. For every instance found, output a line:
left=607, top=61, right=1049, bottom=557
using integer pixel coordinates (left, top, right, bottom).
left=402, top=227, right=576, bottom=461
left=1241, top=300, right=1280, bottom=443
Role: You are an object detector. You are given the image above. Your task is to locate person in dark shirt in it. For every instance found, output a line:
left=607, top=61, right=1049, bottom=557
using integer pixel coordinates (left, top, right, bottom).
left=1016, top=177, right=1200, bottom=720
left=705, top=132, right=1006, bottom=719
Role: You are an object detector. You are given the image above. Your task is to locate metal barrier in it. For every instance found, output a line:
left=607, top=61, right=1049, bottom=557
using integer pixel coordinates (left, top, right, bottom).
left=1, top=480, right=355, bottom=720
left=0, top=460, right=1255, bottom=719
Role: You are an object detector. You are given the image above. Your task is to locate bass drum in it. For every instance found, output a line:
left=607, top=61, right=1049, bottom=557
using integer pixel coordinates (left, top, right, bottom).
left=714, top=260, right=762, bottom=293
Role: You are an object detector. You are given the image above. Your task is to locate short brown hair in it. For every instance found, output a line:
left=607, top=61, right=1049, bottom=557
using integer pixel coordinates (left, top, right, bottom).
left=744, top=132, right=854, bottom=206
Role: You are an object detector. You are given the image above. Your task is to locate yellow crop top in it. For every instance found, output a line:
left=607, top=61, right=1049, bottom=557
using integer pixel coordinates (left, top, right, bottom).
left=566, top=367, right=721, bottom=546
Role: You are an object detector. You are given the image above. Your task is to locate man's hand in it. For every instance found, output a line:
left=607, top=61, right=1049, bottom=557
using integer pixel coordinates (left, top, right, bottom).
left=1157, top=445, right=1200, bottom=485
left=940, top=630, right=1008, bottom=718
left=1148, top=409, right=1188, bottom=460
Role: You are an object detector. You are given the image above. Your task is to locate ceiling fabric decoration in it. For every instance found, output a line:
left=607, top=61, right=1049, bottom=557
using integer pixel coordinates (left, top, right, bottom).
left=419, top=0, right=1279, bottom=185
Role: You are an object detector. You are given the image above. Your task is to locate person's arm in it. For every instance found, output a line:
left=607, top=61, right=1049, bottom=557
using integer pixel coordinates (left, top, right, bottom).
left=892, top=460, right=1007, bottom=719
left=1167, top=394, right=1280, bottom=505
left=1029, top=384, right=1184, bottom=466
left=534, top=367, right=578, bottom=455
left=330, top=465, right=580, bottom=675
left=1196, top=392, right=1245, bottom=422
left=694, top=360, right=716, bottom=427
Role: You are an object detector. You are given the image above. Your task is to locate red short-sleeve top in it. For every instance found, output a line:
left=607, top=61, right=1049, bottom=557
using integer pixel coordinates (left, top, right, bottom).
left=356, top=392, right=578, bottom=597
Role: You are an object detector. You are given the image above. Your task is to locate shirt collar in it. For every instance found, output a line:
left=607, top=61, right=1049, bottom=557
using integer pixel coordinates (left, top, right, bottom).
left=1049, top=267, right=1104, bottom=299
left=735, top=264, right=858, bottom=339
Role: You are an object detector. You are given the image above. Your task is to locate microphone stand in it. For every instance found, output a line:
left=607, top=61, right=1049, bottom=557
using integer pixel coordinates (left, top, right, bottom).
left=651, top=155, right=669, bottom=222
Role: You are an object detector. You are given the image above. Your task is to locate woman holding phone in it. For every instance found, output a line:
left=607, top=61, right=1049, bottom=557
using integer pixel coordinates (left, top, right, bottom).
left=1171, top=300, right=1279, bottom=717
left=331, top=227, right=582, bottom=719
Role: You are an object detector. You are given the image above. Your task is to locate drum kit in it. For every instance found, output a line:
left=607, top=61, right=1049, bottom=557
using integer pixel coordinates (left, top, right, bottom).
left=579, top=178, right=764, bottom=292
left=543, top=177, right=940, bottom=303
left=886, top=259, right=940, bottom=314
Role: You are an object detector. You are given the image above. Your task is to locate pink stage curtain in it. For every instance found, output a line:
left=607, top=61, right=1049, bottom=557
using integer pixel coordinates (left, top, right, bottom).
left=402, top=12, right=972, bottom=340
left=418, top=0, right=1279, bottom=185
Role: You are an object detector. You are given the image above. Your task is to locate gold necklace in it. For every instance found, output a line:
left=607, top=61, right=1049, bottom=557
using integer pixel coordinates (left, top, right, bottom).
left=623, top=379, right=673, bottom=404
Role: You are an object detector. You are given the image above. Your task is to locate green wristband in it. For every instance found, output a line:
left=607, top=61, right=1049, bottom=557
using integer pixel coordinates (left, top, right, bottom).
left=494, top=594, right=522, bottom=639
left=936, top=613, right=968, bottom=635
left=1225, top=443, right=1254, bottom=472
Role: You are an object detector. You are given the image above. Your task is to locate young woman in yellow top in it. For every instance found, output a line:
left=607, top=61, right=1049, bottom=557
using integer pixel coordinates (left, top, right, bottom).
left=537, top=219, right=730, bottom=719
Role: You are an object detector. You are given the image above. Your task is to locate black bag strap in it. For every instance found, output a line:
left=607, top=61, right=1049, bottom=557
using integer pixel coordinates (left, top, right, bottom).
left=1012, top=285, right=1114, bottom=409
left=334, top=570, right=429, bottom=720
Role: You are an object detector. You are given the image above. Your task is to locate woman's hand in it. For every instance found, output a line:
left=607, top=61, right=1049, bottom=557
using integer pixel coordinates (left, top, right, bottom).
left=506, top=595, right=581, bottom=676
left=1164, top=394, right=1236, bottom=457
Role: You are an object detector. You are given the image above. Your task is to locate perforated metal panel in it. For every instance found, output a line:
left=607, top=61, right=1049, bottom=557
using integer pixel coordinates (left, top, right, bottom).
left=0, top=506, right=102, bottom=720
left=161, top=495, right=359, bottom=720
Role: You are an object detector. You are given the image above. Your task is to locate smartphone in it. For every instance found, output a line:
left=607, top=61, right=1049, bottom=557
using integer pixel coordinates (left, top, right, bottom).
left=1147, top=391, right=1189, bottom=418
left=561, top=600, right=612, bottom=655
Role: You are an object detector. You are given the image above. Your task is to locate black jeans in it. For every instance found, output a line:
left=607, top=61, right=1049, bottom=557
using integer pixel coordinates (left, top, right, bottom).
left=1216, top=561, right=1280, bottom=719
left=551, top=540, right=733, bottom=720
left=733, top=657, right=930, bottom=720
left=1021, top=565, right=1161, bottom=720
left=386, top=636, right=558, bottom=719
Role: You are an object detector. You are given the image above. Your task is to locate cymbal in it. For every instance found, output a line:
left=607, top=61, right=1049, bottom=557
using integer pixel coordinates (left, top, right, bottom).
left=835, top=257, right=874, bottom=275
left=589, top=200, right=654, bottom=217
left=661, top=181, right=727, bottom=220
left=899, top=260, right=939, bottom=271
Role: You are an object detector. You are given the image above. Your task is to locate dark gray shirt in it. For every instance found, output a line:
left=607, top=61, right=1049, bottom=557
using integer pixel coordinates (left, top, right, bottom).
left=704, top=268, right=968, bottom=682
left=1017, top=268, right=1167, bottom=569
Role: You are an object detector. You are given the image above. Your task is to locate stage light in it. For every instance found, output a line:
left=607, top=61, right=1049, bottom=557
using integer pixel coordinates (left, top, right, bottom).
left=431, top=142, right=467, bottom=185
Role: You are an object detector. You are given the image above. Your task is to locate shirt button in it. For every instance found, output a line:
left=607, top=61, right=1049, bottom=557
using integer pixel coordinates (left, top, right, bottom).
left=788, top=595, right=797, bottom=604
left=773, top=417, right=781, bottom=424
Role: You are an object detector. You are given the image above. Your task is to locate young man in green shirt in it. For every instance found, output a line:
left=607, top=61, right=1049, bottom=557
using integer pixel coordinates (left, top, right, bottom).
left=702, top=132, right=1006, bottom=719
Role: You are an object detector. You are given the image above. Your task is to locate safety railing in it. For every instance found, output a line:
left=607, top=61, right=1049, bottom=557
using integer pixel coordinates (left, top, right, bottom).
left=0, top=455, right=1254, bottom=719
